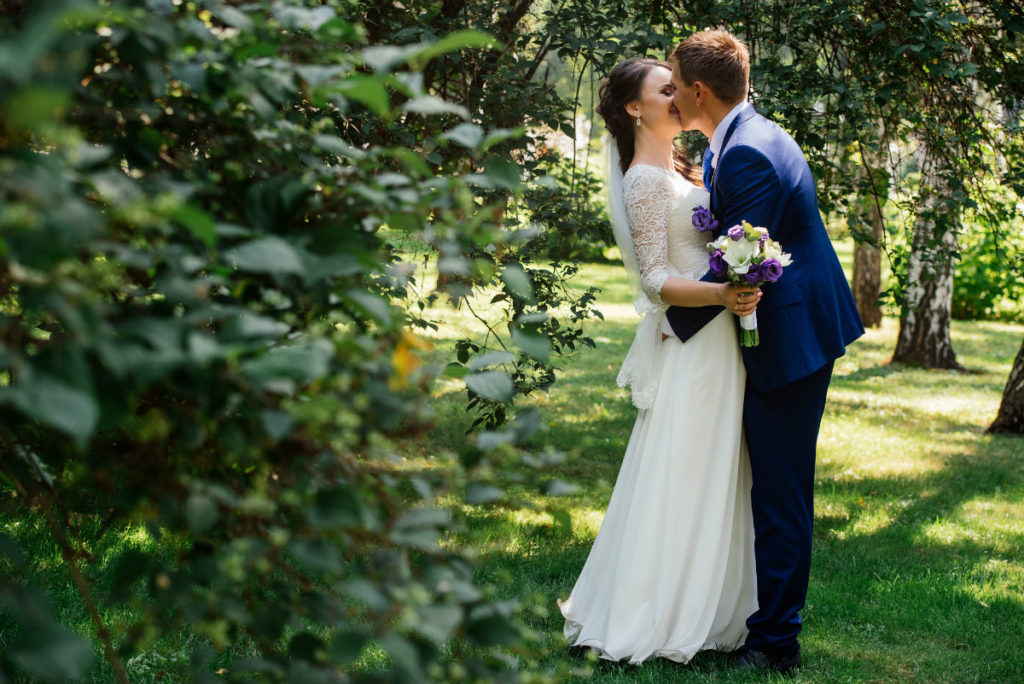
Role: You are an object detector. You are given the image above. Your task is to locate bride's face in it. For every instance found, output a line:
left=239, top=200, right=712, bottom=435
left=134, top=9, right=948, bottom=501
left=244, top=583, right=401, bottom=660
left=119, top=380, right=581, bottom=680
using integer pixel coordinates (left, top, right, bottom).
left=627, top=66, right=683, bottom=136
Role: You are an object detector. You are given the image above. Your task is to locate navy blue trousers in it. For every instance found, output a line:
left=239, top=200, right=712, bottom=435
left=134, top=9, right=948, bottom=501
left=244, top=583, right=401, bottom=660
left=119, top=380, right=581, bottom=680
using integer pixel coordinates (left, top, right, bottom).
left=743, top=360, right=834, bottom=656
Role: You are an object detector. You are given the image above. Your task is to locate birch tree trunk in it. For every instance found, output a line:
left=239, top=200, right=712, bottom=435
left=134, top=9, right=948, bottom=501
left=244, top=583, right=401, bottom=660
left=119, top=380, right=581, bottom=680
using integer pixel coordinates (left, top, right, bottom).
left=850, top=143, right=886, bottom=328
left=989, top=338, right=1024, bottom=434
left=891, top=148, right=962, bottom=369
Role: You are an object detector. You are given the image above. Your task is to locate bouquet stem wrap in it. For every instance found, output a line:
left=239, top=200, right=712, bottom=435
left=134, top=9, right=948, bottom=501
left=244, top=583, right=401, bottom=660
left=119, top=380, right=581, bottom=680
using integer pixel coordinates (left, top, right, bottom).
left=739, top=311, right=759, bottom=347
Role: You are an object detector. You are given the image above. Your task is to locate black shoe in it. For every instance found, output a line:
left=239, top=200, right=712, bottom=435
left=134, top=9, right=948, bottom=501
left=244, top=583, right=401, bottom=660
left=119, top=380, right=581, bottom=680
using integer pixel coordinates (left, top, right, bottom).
left=730, top=646, right=802, bottom=675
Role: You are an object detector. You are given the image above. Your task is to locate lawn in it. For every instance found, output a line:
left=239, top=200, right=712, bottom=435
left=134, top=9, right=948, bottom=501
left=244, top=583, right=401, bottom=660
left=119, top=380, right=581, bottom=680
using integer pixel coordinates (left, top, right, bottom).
left=416, top=245, right=1024, bottom=683
left=4, top=243, right=1023, bottom=684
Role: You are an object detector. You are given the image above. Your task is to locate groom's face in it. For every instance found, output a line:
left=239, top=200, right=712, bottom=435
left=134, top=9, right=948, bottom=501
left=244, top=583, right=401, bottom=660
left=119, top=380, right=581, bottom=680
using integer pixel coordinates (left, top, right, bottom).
left=670, top=63, right=699, bottom=132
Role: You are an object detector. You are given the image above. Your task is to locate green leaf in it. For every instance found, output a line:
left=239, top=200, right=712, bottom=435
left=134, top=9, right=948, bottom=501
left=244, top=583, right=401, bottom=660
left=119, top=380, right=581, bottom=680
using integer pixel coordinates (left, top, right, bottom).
left=465, top=482, right=505, bottom=505
left=289, top=632, right=324, bottom=661
left=0, top=374, right=98, bottom=446
left=272, top=4, right=335, bottom=31
left=108, top=549, right=150, bottom=600
left=443, top=362, right=469, bottom=378
left=481, top=127, right=524, bottom=151
left=500, top=264, right=534, bottom=302
left=4, top=87, right=70, bottom=137
left=343, top=290, right=393, bottom=326
left=403, top=95, right=469, bottom=119
left=381, top=632, right=424, bottom=681
left=391, top=508, right=450, bottom=550
left=363, top=31, right=496, bottom=73
left=287, top=538, right=341, bottom=575
left=543, top=479, right=580, bottom=496
left=11, top=625, right=92, bottom=681
left=361, top=44, right=423, bottom=73
left=959, top=62, right=979, bottom=77
left=295, top=64, right=346, bottom=87
left=328, top=630, right=369, bottom=666
left=223, top=313, right=290, bottom=341
left=395, top=507, right=451, bottom=529
left=185, top=493, right=219, bottom=534
left=227, top=236, right=305, bottom=276
left=242, top=340, right=333, bottom=394
left=338, top=75, right=391, bottom=117
left=340, top=579, right=390, bottom=613
left=0, top=532, right=26, bottom=570
left=414, top=604, right=464, bottom=642
left=441, top=123, right=484, bottom=149
left=484, top=156, right=521, bottom=189
left=260, top=410, right=294, bottom=441
left=313, top=134, right=364, bottom=158
left=467, top=351, right=515, bottom=371
left=466, top=613, right=520, bottom=647
left=215, top=5, right=253, bottom=30
left=512, top=327, right=550, bottom=362
left=308, top=486, right=362, bottom=529
left=251, top=605, right=290, bottom=643
left=465, top=371, right=513, bottom=402
left=409, top=30, right=497, bottom=66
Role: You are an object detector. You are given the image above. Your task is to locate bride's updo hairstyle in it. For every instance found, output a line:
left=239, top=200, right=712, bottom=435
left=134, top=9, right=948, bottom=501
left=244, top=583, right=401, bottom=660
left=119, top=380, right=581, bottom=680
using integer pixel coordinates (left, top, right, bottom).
left=595, top=58, right=702, bottom=185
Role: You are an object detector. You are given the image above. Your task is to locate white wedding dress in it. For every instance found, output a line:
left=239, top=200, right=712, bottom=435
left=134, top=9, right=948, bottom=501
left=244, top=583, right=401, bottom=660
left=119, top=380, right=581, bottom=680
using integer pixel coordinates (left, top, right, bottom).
left=558, top=165, right=757, bottom=664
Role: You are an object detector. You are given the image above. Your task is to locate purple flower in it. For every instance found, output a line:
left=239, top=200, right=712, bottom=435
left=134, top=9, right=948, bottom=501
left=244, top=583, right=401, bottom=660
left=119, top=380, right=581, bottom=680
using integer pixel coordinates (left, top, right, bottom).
left=692, top=206, right=719, bottom=233
left=759, top=233, right=769, bottom=247
left=709, top=250, right=728, bottom=278
left=744, top=262, right=764, bottom=284
left=760, top=258, right=784, bottom=283
left=728, top=225, right=745, bottom=241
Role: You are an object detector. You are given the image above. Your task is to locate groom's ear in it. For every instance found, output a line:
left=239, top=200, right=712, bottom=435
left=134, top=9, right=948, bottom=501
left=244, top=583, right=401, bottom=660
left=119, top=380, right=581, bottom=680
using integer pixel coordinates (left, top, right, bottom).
left=693, top=81, right=723, bottom=108
left=693, top=81, right=707, bottom=105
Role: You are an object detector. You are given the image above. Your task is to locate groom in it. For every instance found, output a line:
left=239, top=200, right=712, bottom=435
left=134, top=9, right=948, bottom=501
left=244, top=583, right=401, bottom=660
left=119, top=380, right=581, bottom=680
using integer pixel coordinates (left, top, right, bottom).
left=665, top=30, right=864, bottom=673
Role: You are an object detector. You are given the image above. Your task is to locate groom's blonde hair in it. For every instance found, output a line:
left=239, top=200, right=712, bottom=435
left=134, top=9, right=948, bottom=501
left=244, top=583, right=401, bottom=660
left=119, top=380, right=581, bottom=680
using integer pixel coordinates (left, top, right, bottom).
left=671, top=30, right=749, bottom=105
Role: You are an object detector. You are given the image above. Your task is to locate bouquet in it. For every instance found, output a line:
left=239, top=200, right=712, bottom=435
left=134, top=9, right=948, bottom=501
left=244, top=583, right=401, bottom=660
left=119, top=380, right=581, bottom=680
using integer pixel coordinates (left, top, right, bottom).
left=699, top=215, right=792, bottom=347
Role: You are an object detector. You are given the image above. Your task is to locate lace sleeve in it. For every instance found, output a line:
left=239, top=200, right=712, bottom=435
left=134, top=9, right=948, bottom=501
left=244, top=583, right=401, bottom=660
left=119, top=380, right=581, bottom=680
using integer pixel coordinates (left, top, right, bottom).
left=623, top=168, right=674, bottom=305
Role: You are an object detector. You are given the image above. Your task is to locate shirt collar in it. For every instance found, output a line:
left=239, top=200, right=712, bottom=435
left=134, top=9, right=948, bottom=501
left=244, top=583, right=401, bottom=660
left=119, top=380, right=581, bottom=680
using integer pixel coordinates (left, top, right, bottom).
left=709, top=100, right=751, bottom=168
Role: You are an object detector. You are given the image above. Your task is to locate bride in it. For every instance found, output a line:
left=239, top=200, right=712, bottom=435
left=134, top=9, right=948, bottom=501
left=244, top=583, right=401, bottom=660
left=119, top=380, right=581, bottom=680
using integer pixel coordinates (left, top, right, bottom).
left=557, top=58, right=760, bottom=664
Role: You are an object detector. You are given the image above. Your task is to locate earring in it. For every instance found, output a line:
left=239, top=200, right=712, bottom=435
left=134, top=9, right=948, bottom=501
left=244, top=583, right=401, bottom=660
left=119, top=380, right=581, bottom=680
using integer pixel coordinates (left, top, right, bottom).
left=636, top=116, right=641, bottom=127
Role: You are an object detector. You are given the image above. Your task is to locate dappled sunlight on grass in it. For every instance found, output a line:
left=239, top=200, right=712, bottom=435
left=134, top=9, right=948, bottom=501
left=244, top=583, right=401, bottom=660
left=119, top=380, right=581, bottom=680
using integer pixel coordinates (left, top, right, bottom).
left=403, top=258, right=1024, bottom=683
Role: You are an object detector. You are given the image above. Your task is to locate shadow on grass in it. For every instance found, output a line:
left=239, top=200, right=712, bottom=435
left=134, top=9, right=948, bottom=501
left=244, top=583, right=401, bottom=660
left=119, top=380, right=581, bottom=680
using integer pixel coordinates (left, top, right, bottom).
left=451, top=371, right=1024, bottom=683
left=419, top=278, right=1024, bottom=682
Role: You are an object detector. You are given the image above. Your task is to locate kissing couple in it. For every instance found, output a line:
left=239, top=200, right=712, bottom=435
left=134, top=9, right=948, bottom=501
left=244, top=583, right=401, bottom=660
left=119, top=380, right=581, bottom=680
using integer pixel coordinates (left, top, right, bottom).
left=557, top=29, right=864, bottom=674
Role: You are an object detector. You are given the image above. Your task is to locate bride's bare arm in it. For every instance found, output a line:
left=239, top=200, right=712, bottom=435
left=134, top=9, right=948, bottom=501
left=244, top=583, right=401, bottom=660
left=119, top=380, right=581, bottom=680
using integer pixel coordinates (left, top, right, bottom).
left=660, top=278, right=759, bottom=315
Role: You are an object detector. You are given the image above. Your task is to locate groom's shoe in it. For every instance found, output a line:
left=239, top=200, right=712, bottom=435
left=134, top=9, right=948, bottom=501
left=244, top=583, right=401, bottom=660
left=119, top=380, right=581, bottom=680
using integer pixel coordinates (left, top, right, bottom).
left=730, top=646, right=802, bottom=675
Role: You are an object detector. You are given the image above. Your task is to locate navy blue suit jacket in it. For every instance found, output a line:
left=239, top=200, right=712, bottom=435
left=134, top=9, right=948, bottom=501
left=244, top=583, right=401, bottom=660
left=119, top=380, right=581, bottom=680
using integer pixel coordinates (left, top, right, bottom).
left=665, top=108, right=864, bottom=392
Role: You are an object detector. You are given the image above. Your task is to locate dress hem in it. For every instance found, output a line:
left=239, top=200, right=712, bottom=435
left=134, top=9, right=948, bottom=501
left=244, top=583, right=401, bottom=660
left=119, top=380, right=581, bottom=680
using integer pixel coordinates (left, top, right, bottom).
left=559, top=611, right=746, bottom=665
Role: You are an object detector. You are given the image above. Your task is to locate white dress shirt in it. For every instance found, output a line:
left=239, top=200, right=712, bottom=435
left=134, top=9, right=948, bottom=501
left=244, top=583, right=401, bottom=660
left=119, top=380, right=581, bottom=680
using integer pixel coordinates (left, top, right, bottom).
left=709, top=99, right=751, bottom=169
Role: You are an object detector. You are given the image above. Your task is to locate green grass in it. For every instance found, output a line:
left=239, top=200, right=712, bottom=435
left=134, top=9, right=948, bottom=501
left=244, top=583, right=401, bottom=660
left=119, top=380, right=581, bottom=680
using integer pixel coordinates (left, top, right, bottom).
left=4, top=250, right=1023, bottom=683
left=417, top=252, right=1024, bottom=683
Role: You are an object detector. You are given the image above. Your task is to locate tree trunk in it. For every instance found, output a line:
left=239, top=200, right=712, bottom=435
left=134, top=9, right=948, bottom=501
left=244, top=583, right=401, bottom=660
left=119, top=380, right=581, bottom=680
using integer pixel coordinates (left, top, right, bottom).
left=849, top=143, right=886, bottom=328
left=891, top=148, right=962, bottom=369
left=989, top=338, right=1024, bottom=434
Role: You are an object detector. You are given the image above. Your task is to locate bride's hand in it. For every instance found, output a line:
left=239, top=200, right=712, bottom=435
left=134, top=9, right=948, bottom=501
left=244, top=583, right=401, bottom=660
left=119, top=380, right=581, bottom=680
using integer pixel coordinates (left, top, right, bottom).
left=721, top=284, right=761, bottom=317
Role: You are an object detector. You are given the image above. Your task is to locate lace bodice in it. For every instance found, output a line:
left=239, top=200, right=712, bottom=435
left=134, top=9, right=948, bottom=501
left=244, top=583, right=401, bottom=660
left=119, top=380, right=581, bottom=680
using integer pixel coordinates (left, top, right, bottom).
left=622, top=165, right=711, bottom=306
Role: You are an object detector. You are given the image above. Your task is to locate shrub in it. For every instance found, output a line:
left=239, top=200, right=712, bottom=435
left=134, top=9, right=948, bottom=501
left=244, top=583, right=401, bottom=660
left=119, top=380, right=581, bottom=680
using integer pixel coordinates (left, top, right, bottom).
left=0, top=3, right=556, bottom=682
